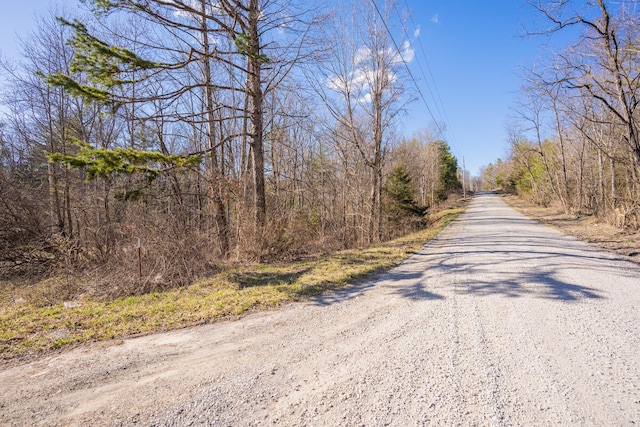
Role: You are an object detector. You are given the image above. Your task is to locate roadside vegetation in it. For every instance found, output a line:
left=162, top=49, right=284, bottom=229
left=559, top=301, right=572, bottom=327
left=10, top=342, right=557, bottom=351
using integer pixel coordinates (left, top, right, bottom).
left=0, top=208, right=463, bottom=360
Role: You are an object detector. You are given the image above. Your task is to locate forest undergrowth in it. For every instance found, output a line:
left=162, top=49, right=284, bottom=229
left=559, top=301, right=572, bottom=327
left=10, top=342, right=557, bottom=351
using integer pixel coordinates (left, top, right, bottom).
left=0, top=205, right=464, bottom=361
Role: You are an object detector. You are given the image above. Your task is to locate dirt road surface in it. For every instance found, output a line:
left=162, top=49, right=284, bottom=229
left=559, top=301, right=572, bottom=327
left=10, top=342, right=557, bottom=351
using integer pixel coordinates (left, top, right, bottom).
left=1, top=193, right=639, bottom=426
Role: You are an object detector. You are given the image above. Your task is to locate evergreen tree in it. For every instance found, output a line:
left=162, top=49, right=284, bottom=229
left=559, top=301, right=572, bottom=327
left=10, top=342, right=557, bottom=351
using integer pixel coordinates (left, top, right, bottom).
left=383, top=163, right=426, bottom=217
left=436, top=141, right=461, bottom=200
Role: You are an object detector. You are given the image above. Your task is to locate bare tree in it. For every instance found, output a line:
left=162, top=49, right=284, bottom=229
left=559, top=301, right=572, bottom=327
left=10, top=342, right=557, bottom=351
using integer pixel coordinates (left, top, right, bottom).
left=43, top=0, right=320, bottom=257
left=517, top=0, right=640, bottom=225
left=309, top=0, right=411, bottom=243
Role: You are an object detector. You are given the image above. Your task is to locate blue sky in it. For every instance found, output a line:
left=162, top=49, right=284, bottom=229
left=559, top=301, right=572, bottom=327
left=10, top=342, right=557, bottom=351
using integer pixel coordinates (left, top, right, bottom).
left=402, top=0, right=550, bottom=175
left=0, top=0, right=52, bottom=59
left=0, top=0, right=564, bottom=175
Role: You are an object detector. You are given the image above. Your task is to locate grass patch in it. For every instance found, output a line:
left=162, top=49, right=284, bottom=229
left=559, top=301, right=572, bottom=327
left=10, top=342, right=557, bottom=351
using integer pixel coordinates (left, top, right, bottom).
left=0, top=208, right=463, bottom=360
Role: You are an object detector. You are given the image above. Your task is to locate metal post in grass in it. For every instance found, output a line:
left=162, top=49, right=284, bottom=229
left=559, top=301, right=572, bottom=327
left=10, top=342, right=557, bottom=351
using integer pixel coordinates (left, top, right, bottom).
left=136, top=237, right=142, bottom=279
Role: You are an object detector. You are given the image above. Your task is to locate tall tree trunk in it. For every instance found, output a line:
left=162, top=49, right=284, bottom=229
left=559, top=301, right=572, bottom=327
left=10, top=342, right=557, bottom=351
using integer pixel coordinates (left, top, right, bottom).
left=377, top=166, right=383, bottom=241
left=578, top=139, right=586, bottom=210
left=371, top=91, right=383, bottom=243
left=63, top=168, right=73, bottom=238
left=47, top=161, right=64, bottom=235
left=59, top=111, right=73, bottom=238
left=598, top=148, right=605, bottom=215
left=552, top=99, right=570, bottom=210
left=200, top=0, right=230, bottom=256
left=368, top=169, right=377, bottom=244
left=610, top=156, right=616, bottom=213
left=247, top=0, right=267, bottom=238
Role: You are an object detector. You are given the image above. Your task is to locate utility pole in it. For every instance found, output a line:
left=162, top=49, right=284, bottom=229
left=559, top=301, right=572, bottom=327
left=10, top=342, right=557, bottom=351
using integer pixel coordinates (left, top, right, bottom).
left=462, top=156, right=466, bottom=200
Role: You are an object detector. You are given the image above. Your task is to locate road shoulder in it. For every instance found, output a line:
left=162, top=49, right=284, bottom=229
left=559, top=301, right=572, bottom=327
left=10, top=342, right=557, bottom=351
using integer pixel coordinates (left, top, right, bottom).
left=500, top=193, right=640, bottom=264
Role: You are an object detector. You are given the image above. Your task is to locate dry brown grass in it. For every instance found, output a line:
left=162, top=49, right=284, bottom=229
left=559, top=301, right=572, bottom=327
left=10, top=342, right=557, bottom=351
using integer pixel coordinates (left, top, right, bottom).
left=501, top=194, right=640, bottom=262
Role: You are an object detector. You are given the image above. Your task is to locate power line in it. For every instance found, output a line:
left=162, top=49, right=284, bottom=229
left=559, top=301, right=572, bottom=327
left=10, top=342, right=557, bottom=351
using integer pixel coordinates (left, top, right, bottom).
left=370, top=0, right=462, bottom=161
left=398, top=0, right=462, bottom=155
left=393, top=1, right=447, bottom=128
left=368, top=0, right=449, bottom=144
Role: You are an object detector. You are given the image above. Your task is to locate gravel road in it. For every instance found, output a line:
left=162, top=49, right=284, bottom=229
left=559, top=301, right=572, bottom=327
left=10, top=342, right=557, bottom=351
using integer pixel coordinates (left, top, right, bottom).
left=1, top=192, right=640, bottom=426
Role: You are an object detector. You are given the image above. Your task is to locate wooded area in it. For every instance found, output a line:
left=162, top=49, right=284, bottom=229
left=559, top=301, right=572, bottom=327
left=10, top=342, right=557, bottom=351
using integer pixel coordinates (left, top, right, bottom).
left=480, top=0, right=640, bottom=230
left=0, top=0, right=461, bottom=296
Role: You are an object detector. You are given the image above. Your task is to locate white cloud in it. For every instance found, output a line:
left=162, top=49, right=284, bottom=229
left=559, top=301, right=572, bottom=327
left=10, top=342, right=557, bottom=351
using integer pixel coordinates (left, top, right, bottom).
left=352, top=69, right=368, bottom=87
left=390, top=41, right=414, bottom=65
left=414, top=26, right=421, bottom=38
left=172, top=0, right=221, bottom=20
left=400, top=40, right=415, bottom=63
left=354, top=47, right=371, bottom=66
left=277, top=11, right=291, bottom=33
left=360, top=93, right=373, bottom=103
left=326, top=41, right=414, bottom=103
left=431, top=13, right=439, bottom=24
left=326, top=74, right=344, bottom=92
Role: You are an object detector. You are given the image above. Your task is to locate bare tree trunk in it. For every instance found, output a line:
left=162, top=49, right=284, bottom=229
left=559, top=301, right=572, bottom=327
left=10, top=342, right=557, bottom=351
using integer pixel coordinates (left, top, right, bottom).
left=370, top=90, right=383, bottom=244
left=578, top=139, right=586, bottom=209
left=377, top=166, right=383, bottom=242
left=247, top=0, right=266, bottom=238
left=47, top=161, right=64, bottom=235
left=598, top=148, right=605, bottom=215
left=59, top=108, right=73, bottom=238
left=200, top=0, right=230, bottom=256
left=63, top=168, right=73, bottom=238
left=552, top=98, right=570, bottom=210
left=610, top=156, right=617, bottom=213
